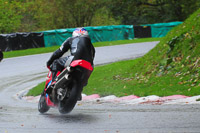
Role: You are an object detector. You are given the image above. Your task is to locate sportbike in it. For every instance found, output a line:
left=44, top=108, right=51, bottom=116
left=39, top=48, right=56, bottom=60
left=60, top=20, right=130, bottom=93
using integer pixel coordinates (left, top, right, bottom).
left=38, top=59, right=93, bottom=114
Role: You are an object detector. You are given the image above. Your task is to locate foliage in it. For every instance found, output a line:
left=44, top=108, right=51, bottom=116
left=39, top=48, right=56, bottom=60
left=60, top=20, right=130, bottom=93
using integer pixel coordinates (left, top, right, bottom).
left=59, top=0, right=105, bottom=27
left=91, top=6, right=120, bottom=26
left=0, top=0, right=24, bottom=33
left=0, top=0, right=199, bottom=33
left=20, top=0, right=58, bottom=31
left=109, top=0, right=200, bottom=25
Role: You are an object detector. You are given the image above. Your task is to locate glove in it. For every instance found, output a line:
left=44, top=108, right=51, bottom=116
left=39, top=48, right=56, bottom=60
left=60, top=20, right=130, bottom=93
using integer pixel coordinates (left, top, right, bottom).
left=46, top=61, right=52, bottom=70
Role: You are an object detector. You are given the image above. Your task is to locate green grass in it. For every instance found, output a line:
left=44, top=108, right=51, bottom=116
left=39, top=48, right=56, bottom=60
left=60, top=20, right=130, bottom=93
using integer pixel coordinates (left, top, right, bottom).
left=84, top=59, right=200, bottom=97
left=3, top=37, right=161, bottom=58
left=4, top=46, right=59, bottom=58
left=27, top=58, right=200, bottom=97
left=93, top=37, right=161, bottom=47
left=27, top=82, right=46, bottom=96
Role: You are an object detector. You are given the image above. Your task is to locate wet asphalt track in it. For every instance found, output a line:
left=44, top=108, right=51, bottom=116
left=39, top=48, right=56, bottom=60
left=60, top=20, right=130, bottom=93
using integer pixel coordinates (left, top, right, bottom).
left=1, top=41, right=200, bottom=133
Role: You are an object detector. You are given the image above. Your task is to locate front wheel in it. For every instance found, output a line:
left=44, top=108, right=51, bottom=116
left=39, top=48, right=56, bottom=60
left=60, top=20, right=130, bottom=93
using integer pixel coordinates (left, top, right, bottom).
left=38, top=94, right=50, bottom=114
left=58, top=80, right=82, bottom=114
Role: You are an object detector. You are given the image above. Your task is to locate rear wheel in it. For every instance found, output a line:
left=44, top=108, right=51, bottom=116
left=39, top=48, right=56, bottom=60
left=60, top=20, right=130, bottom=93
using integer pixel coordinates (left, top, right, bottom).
left=58, top=80, right=82, bottom=114
left=38, top=94, right=50, bottom=113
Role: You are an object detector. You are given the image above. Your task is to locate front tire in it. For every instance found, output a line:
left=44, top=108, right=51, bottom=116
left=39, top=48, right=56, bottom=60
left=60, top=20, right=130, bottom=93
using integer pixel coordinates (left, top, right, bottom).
left=58, top=80, right=82, bottom=114
left=38, top=94, right=50, bottom=114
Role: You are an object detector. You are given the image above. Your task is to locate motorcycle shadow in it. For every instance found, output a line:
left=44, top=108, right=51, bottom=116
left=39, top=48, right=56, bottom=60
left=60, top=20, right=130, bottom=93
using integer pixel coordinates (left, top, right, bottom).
left=40, top=112, right=97, bottom=124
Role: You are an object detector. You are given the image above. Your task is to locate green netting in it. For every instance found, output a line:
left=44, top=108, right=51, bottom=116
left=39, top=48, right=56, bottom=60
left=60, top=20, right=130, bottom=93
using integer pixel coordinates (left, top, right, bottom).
left=43, top=22, right=182, bottom=47
left=86, top=25, right=134, bottom=42
left=43, top=25, right=134, bottom=47
left=143, top=21, right=183, bottom=37
left=43, top=28, right=75, bottom=47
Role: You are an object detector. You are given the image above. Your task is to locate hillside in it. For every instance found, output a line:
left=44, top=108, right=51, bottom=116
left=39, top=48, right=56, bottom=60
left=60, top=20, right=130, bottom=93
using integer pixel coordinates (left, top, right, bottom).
left=127, top=8, right=200, bottom=96
left=83, top=8, right=200, bottom=97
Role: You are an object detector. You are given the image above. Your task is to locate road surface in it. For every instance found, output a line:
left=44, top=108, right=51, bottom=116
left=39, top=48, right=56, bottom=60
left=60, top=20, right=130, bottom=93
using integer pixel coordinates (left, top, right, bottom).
left=1, top=41, right=200, bottom=133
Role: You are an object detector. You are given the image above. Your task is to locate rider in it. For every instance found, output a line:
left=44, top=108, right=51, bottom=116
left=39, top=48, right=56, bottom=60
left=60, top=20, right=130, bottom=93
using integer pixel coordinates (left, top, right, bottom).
left=46, top=27, right=95, bottom=86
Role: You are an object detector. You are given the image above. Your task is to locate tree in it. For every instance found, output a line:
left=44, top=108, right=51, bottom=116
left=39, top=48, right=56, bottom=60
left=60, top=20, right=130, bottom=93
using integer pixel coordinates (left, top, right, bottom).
left=57, top=0, right=107, bottom=27
left=164, top=0, right=200, bottom=21
left=0, top=0, right=23, bottom=33
left=2, top=0, right=199, bottom=33
left=91, top=6, right=120, bottom=26
left=19, top=0, right=111, bottom=31
left=109, top=0, right=200, bottom=25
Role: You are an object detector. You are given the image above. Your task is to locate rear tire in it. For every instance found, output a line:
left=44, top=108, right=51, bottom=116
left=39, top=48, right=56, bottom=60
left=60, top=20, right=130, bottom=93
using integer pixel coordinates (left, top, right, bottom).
left=38, top=95, right=50, bottom=114
left=58, top=80, right=82, bottom=114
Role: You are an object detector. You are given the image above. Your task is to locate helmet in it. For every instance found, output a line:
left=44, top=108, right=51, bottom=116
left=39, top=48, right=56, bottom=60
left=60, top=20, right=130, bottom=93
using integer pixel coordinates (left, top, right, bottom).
left=72, top=27, right=88, bottom=37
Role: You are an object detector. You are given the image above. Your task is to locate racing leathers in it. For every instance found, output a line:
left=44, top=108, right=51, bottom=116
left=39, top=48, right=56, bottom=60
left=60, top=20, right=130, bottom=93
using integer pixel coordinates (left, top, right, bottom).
left=47, top=35, right=95, bottom=82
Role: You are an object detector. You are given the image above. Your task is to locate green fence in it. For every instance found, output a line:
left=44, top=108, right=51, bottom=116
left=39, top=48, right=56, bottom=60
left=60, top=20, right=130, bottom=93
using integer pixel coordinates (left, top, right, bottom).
left=43, top=22, right=182, bottom=47
left=43, top=28, right=74, bottom=47
left=43, top=25, right=134, bottom=47
left=143, top=21, right=183, bottom=37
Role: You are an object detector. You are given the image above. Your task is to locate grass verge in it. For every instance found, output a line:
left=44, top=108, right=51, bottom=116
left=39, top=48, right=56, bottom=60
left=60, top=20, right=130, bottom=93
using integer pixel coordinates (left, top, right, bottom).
left=27, top=58, right=200, bottom=97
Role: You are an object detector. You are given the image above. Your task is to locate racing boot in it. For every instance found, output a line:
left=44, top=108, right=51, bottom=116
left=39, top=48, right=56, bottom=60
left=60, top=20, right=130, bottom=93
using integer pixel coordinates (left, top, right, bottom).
left=77, top=93, right=82, bottom=101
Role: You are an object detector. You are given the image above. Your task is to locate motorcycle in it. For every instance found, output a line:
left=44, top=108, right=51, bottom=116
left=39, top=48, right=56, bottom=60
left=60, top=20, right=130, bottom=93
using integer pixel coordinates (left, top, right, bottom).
left=38, top=59, right=93, bottom=114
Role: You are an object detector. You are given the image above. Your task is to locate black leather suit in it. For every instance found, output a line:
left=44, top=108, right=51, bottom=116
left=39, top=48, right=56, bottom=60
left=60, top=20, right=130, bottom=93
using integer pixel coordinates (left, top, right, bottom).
left=47, top=35, right=95, bottom=81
